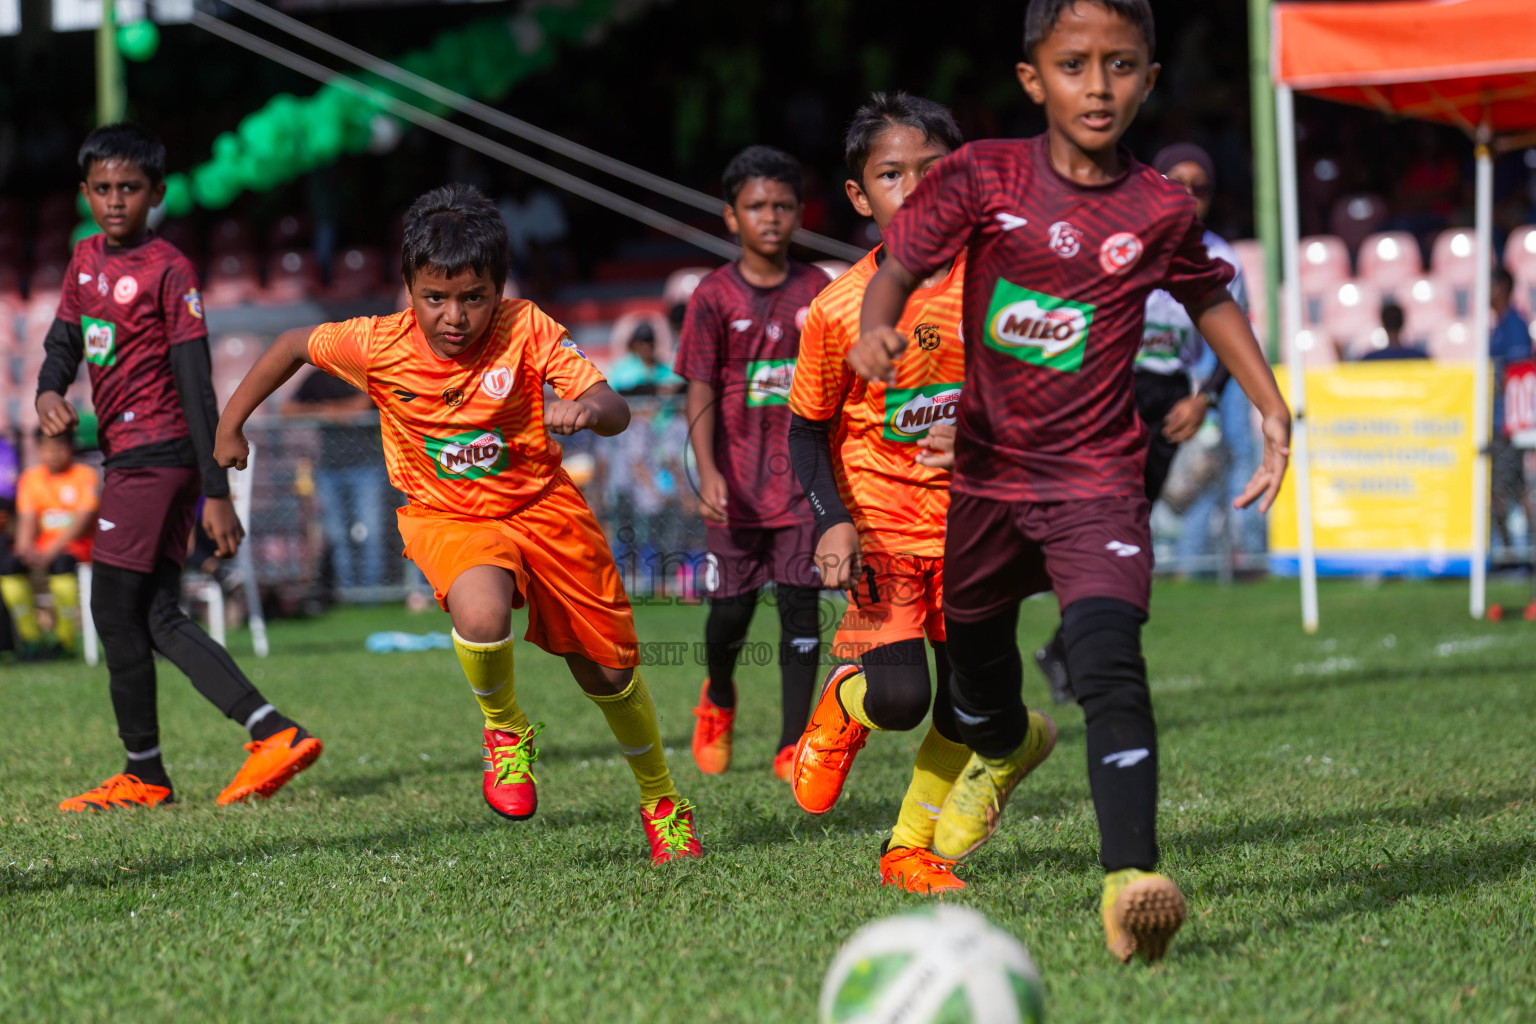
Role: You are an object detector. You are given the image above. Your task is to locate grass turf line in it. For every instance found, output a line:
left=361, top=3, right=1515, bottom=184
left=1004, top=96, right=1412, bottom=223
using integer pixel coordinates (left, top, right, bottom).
left=2, top=579, right=1534, bottom=1023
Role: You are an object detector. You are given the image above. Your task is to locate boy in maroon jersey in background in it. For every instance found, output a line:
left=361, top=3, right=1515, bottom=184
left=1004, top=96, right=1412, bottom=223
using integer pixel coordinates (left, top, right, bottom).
left=37, top=124, right=321, bottom=812
left=675, top=146, right=828, bottom=782
left=856, top=0, right=1291, bottom=962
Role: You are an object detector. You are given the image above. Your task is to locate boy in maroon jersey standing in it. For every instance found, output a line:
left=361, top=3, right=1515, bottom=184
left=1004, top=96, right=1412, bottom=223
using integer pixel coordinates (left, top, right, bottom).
left=37, top=124, right=321, bottom=812
left=675, top=146, right=828, bottom=782
left=855, top=0, right=1291, bottom=962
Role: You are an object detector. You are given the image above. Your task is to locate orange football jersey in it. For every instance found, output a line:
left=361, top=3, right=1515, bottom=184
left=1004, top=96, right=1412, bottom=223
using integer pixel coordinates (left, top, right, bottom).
left=307, top=298, right=606, bottom=519
left=788, top=248, right=965, bottom=558
left=15, top=462, right=99, bottom=562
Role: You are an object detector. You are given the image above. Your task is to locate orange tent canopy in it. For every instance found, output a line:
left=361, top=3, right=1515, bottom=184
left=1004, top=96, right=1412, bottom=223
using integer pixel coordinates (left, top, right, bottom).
left=1272, top=0, right=1536, bottom=136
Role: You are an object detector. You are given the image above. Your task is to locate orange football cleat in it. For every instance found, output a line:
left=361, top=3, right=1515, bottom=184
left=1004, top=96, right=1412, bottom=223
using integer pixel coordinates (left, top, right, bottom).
left=880, top=844, right=968, bottom=894
left=772, top=745, right=795, bottom=783
left=792, top=663, right=869, bottom=815
left=59, top=773, right=173, bottom=813
left=690, top=681, right=735, bottom=774
left=641, top=796, right=703, bottom=865
left=217, top=726, right=323, bottom=806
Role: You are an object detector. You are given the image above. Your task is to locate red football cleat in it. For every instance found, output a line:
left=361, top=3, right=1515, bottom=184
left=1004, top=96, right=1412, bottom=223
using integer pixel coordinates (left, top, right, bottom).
left=691, top=681, right=735, bottom=774
left=641, top=796, right=702, bottom=865
left=483, top=723, right=543, bottom=820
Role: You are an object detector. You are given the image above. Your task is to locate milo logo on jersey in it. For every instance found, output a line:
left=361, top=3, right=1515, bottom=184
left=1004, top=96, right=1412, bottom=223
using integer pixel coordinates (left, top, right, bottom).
left=882, top=382, right=963, bottom=442
left=82, top=316, right=117, bottom=368
left=746, top=358, right=795, bottom=407
left=984, top=281, right=1095, bottom=372
left=424, top=427, right=509, bottom=480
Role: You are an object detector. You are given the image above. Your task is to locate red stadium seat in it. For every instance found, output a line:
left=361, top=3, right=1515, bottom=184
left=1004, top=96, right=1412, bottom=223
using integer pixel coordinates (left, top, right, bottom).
left=32, top=229, right=73, bottom=272
left=1504, top=224, right=1536, bottom=315
left=26, top=263, right=64, bottom=308
left=1298, top=235, right=1349, bottom=327
left=267, top=214, right=311, bottom=251
left=1328, top=193, right=1389, bottom=253
left=1400, top=276, right=1455, bottom=345
left=204, top=251, right=261, bottom=309
left=1425, top=320, right=1475, bottom=362
left=1430, top=228, right=1480, bottom=320
left=210, top=218, right=255, bottom=256
left=1357, top=231, right=1423, bottom=299
left=1321, top=280, right=1383, bottom=359
left=325, top=246, right=386, bottom=302
left=157, top=219, right=203, bottom=267
left=1231, top=239, right=1267, bottom=345
left=262, top=250, right=321, bottom=305
left=609, top=309, right=674, bottom=364
left=663, top=267, right=712, bottom=310
left=0, top=262, right=22, bottom=306
left=37, top=195, right=76, bottom=235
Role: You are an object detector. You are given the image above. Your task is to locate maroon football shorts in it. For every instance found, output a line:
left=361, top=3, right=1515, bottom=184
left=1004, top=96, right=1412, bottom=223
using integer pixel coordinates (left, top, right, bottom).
left=703, top=520, right=821, bottom=598
left=92, top=466, right=202, bottom=573
left=943, top=493, right=1153, bottom=621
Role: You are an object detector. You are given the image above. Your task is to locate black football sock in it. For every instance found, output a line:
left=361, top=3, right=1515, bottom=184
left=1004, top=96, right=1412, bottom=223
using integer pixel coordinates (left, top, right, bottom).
left=1061, top=598, right=1158, bottom=872
left=703, top=591, right=756, bottom=708
left=944, top=606, right=1028, bottom=759
left=774, top=585, right=823, bottom=750
left=930, top=641, right=962, bottom=745
left=91, top=563, right=168, bottom=783
left=144, top=559, right=296, bottom=737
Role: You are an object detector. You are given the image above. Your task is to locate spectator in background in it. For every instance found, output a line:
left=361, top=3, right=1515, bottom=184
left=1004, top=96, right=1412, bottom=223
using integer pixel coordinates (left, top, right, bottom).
left=1360, top=302, right=1428, bottom=361
left=1489, top=267, right=1533, bottom=549
left=607, top=322, right=684, bottom=396
left=0, top=430, right=98, bottom=657
left=282, top=369, right=388, bottom=603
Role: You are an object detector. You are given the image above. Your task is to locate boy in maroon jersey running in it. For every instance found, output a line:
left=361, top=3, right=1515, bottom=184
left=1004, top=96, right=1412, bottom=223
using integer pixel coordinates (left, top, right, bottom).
left=855, top=0, right=1291, bottom=962
left=675, top=146, right=828, bottom=782
left=37, top=124, right=321, bottom=812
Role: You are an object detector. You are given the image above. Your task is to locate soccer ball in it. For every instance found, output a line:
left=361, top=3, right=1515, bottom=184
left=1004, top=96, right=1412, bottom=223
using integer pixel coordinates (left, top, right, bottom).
left=819, top=906, right=1045, bottom=1024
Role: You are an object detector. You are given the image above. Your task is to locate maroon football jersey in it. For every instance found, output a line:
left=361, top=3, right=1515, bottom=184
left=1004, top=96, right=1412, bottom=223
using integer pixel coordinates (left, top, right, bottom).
left=674, top=261, right=826, bottom=528
left=884, top=136, right=1234, bottom=503
left=55, top=233, right=206, bottom=459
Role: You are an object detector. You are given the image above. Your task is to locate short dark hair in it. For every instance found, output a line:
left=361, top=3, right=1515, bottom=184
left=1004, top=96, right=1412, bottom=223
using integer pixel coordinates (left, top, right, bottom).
left=722, top=146, right=803, bottom=205
left=1023, top=0, right=1155, bottom=62
left=1381, top=301, right=1406, bottom=333
left=1493, top=267, right=1514, bottom=292
left=78, top=122, right=166, bottom=184
left=844, top=92, right=964, bottom=183
left=35, top=427, right=73, bottom=448
left=401, top=183, right=508, bottom=290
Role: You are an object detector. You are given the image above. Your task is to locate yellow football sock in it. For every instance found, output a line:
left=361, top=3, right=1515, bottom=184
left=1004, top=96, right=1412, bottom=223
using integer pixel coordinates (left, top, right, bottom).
left=48, top=573, right=80, bottom=651
left=453, top=630, right=528, bottom=734
left=1, top=574, right=41, bottom=644
left=586, top=668, right=680, bottom=812
left=890, top=724, right=972, bottom=852
left=836, top=669, right=879, bottom=730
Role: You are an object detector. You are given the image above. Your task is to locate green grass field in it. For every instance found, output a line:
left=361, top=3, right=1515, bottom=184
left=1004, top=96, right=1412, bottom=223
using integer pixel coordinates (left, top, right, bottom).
left=3, top=578, right=1534, bottom=1023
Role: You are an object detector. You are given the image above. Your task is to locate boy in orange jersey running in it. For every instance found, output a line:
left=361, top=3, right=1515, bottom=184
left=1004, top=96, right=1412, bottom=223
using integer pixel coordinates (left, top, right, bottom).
left=785, top=93, right=980, bottom=894
left=215, top=185, right=700, bottom=864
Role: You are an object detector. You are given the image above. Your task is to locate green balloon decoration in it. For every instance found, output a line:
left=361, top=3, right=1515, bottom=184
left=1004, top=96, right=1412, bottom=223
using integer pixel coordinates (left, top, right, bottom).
left=118, top=20, right=160, bottom=63
left=168, top=0, right=631, bottom=218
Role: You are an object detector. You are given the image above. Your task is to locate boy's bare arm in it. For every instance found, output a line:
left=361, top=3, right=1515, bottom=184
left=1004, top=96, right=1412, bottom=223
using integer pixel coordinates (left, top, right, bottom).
left=214, top=326, right=318, bottom=471
left=853, top=255, right=922, bottom=383
left=547, top=381, right=630, bottom=437
left=685, top=379, right=728, bottom=524
left=1190, top=298, right=1292, bottom=513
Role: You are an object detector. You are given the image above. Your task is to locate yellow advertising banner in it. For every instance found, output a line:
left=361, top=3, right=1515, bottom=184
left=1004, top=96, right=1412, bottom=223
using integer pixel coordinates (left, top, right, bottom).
left=1270, top=362, right=1476, bottom=576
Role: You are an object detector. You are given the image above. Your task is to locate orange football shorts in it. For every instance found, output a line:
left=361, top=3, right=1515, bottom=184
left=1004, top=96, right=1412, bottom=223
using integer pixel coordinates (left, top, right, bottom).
left=397, top=472, right=639, bottom=669
left=831, top=552, right=945, bottom=661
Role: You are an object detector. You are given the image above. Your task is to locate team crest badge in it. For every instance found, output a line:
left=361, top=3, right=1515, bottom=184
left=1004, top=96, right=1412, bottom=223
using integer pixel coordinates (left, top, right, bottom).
left=1048, top=222, right=1082, bottom=259
left=184, top=288, right=204, bottom=320
left=482, top=366, right=514, bottom=400
left=913, top=323, right=942, bottom=352
left=795, top=306, right=810, bottom=330
left=766, top=321, right=783, bottom=341
left=1099, top=232, right=1144, bottom=276
left=113, top=276, right=138, bottom=304
left=442, top=387, right=466, bottom=408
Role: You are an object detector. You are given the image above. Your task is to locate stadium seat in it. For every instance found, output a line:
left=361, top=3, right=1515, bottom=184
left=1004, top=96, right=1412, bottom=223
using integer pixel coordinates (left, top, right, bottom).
left=0, top=263, right=22, bottom=306
left=814, top=260, right=852, bottom=280
left=1400, top=277, right=1455, bottom=347
left=204, top=250, right=261, bottom=309
left=609, top=310, right=674, bottom=363
left=1504, top=224, right=1536, bottom=314
left=325, top=246, right=386, bottom=302
left=268, top=213, right=311, bottom=251
left=1425, top=320, right=1475, bottom=361
left=157, top=219, right=202, bottom=266
left=1356, top=231, right=1423, bottom=299
left=1286, top=327, right=1339, bottom=367
left=1430, top=228, right=1479, bottom=320
left=663, top=267, right=711, bottom=311
left=1321, top=280, right=1383, bottom=359
left=1328, top=193, right=1389, bottom=252
left=209, top=217, right=255, bottom=256
left=36, top=195, right=75, bottom=235
left=262, top=250, right=321, bottom=305
left=1231, top=239, right=1267, bottom=345
left=210, top=334, right=263, bottom=407
left=1298, top=235, right=1349, bottom=327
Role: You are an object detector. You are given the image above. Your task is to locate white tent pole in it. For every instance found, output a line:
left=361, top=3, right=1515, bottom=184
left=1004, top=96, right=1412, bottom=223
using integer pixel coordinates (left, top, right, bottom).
left=1276, top=83, right=1321, bottom=633
left=1470, top=133, right=1494, bottom=618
